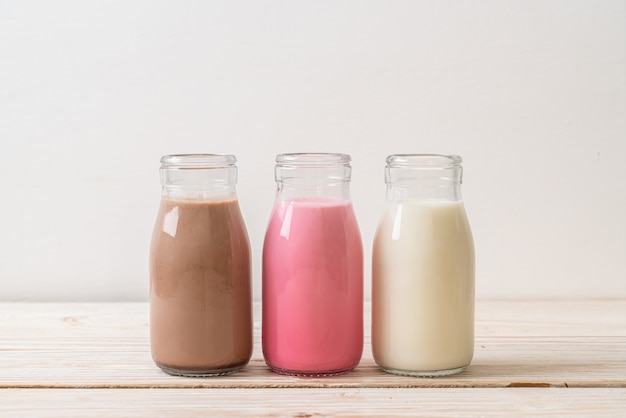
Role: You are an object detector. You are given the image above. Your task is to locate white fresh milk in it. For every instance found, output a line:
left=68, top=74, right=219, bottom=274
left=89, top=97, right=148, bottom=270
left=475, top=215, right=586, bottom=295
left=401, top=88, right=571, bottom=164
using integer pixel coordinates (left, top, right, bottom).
left=372, top=200, right=475, bottom=374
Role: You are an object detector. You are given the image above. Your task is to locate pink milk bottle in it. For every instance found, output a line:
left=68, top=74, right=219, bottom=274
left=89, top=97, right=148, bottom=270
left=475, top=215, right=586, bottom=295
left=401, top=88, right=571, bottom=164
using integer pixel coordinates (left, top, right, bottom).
left=262, top=153, right=364, bottom=376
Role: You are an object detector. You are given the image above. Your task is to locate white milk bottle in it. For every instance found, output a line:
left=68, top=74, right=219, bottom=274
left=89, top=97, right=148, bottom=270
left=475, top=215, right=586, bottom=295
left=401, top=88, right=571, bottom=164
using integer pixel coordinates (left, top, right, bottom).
left=372, top=154, right=475, bottom=377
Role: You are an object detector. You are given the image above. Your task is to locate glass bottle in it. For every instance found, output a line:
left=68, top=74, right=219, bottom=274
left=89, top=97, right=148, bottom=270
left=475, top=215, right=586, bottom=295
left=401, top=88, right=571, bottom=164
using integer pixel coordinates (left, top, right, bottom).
left=149, top=154, right=252, bottom=376
left=262, top=153, right=364, bottom=376
left=372, top=154, right=475, bottom=377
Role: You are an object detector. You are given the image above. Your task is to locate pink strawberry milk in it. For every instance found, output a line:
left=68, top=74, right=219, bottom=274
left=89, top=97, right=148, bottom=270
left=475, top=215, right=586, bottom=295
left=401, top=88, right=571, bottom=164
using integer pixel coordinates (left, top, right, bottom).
left=262, top=153, right=363, bottom=376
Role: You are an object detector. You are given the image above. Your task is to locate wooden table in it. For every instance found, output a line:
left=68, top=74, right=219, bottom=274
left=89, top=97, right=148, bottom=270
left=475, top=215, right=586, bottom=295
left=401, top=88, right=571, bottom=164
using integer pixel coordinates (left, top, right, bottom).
left=1, top=301, right=625, bottom=416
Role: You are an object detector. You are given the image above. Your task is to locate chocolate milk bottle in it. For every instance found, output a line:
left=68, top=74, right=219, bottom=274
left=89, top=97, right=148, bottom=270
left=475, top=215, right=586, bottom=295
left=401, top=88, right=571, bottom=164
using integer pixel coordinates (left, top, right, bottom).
left=149, top=154, right=253, bottom=376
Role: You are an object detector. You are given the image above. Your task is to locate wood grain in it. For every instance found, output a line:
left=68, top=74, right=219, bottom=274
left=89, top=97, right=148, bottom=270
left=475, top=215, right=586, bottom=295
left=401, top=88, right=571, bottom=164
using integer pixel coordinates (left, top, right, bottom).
left=2, top=388, right=626, bottom=417
left=1, top=301, right=624, bottom=389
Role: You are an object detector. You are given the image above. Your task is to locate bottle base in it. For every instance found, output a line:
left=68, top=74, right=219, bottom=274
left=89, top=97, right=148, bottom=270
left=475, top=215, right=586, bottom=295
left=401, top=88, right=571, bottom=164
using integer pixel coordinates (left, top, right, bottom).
left=268, top=364, right=357, bottom=377
left=381, top=365, right=467, bottom=377
left=156, top=363, right=246, bottom=377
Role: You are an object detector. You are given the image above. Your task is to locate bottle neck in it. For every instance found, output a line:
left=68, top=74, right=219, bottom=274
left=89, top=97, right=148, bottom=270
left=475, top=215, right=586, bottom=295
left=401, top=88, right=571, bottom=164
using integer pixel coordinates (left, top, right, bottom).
left=385, top=165, right=463, bottom=202
left=276, top=179, right=351, bottom=201
left=386, top=183, right=462, bottom=202
left=161, top=166, right=238, bottom=200
left=274, top=153, right=352, bottom=201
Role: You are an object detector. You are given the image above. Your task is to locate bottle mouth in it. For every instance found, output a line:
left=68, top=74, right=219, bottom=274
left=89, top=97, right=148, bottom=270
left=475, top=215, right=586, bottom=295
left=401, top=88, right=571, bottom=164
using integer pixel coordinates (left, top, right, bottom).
left=160, top=154, right=237, bottom=168
left=386, top=154, right=462, bottom=168
left=276, top=153, right=351, bottom=167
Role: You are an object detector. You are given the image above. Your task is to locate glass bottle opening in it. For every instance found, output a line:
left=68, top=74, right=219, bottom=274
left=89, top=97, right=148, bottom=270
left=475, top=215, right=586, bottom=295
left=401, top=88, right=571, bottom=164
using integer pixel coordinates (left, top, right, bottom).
left=159, top=154, right=238, bottom=200
left=275, top=153, right=352, bottom=183
left=160, top=154, right=236, bottom=169
left=384, top=154, right=464, bottom=201
left=274, top=153, right=352, bottom=200
left=386, top=154, right=462, bottom=168
left=276, top=153, right=351, bottom=167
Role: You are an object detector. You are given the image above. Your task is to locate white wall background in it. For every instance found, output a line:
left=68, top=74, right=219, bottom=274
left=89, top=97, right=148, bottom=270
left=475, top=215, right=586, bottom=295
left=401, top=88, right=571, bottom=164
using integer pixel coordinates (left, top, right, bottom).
left=1, top=0, right=624, bottom=301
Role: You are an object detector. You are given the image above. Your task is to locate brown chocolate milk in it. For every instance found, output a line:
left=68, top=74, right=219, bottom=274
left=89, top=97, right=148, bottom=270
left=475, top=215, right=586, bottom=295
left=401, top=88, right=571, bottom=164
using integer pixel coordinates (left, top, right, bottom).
left=150, top=197, right=252, bottom=376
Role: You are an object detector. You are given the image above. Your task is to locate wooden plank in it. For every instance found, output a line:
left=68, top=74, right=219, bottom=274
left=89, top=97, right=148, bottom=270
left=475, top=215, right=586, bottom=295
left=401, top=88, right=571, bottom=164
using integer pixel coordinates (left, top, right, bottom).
left=0, top=302, right=625, bottom=388
left=1, top=336, right=625, bottom=388
left=475, top=300, right=626, bottom=337
left=3, top=300, right=625, bottom=339
left=1, top=388, right=625, bottom=417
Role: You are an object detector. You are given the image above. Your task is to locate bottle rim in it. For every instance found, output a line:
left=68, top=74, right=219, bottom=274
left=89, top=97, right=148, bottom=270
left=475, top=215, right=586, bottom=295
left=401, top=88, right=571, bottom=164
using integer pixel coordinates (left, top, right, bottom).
left=160, top=154, right=236, bottom=168
left=276, top=153, right=351, bottom=167
left=386, top=154, right=462, bottom=167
